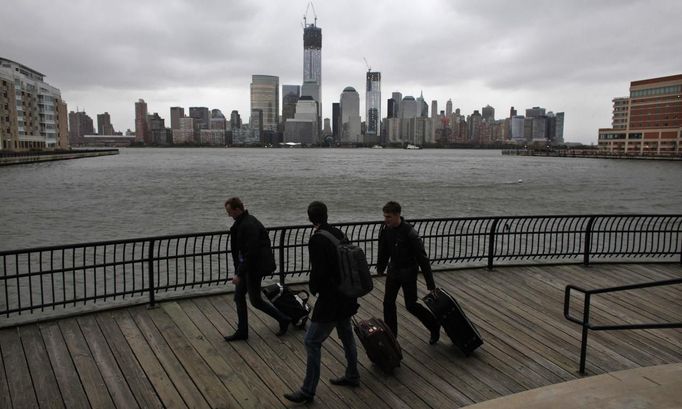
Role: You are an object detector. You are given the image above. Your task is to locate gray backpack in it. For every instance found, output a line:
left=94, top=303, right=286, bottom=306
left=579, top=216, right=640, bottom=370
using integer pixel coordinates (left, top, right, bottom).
left=316, top=230, right=373, bottom=298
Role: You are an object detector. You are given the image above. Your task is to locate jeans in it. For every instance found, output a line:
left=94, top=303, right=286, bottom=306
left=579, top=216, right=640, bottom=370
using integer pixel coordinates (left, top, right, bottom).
left=301, top=318, right=359, bottom=397
left=383, top=274, right=438, bottom=337
left=234, top=271, right=289, bottom=333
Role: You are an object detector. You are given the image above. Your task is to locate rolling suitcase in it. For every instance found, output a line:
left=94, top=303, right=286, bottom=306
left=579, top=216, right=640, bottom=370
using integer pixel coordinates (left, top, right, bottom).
left=423, top=288, right=483, bottom=355
left=262, top=283, right=310, bottom=329
left=352, top=317, right=402, bottom=374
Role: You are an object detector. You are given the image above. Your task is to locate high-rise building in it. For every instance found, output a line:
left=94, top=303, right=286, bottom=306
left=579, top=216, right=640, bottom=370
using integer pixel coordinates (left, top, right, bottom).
left=482, top=105, right=495, bottom=122
left=189, top=107, right=210, bottom=130
left=303, top=15, right=322, bottom=113
left=365, top=71, right=381, bottom=142
left=599, top=74, right=681, bottom=154
left=417, top=92, right=428, bottom=117
left=97, top=112, right=115, bottom=135
left=230, top=111, right=241, bottom=130
left=0, top=57, right=68, bottom=150
left=332, top=102, right=340, bottom=140
left=69, top=111, right=94, bottom=145
left=526, top=106, right=546, bottom=118
left=170, top=106, right=184, bottom=130
left=392, top=92, right=403, bottom=118
left=134, top=99, right=148, bottom=143
left=282, top=85, right=300, bottom=121
left=340, top=86, right=361, bottom=144
left=509, top=106, right=517, bottom=118
left=446, top=99, right=453, bottom=117
left=284, top=96, right=318, bottom=145
left=250, top=75, right=279, bottom=132
left=611, top=98, right=629, bottom=129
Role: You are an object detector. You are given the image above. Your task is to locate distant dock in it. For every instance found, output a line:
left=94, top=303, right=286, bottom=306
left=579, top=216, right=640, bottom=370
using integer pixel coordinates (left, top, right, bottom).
left=502, top=149, right=682, bottom=161
left=0, top=149, right=119, bottom=166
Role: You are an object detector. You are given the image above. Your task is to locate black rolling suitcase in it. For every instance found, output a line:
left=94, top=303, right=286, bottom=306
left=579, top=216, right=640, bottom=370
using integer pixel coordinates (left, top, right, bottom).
left=352, top=317, right=402, bottom=373
left=423, top=288, right=483, bottom=355
left=262, top=283, right=310, bottom=329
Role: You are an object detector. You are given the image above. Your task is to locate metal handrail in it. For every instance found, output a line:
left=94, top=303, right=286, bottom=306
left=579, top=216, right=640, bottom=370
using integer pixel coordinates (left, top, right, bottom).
left=1, top=214, right=681, bottom=322
left=564, top=278, right=682, bottom=374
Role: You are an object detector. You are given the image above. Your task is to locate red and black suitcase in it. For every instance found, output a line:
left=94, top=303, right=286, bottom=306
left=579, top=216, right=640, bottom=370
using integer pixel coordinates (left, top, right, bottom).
left=352, top=317, right=402, bottom=373
left=423, top=288, right=483, bottom=355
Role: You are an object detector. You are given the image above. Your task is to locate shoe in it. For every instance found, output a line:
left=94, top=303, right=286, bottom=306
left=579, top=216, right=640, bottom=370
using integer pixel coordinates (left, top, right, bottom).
left=223, top=332, right=248, bottom=342
left=329, top=376, right=359, bottom=387
left=429, top=325, right=440, bottom=345
left=283, top=390, right=314, bottom=403
left=276, top=319, right=290, bottom=336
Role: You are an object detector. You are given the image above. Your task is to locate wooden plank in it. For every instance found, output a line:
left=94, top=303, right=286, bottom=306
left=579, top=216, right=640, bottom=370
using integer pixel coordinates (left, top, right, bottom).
left=94, top=312, right=163, bottom=409
left=368, top=278, right=525, bottom=399
left=59, top=318, right=116, bottom=409
left=77, top=315, right=140, bottom=409
left=0, top=327, right=38, bottom=408
left=208, top=295, right=358, bottom=409
left=111, top=310, right=189, bottom=409
left=126, top=308, right=212, bottom=409
left=18, top=325, right=65, bottom=409
left=181, top=299, right=294, bottom=407
left=163, top=300, right=283, bottom=408
left=144, top=305, right=240, bottom=408
left=0, top=334, right=11, bottom=409
left=40, top=323, right=91, bottom=409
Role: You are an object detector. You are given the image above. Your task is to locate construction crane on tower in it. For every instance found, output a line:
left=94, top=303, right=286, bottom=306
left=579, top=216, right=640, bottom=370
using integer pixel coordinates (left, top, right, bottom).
left=363, top=57, right=372, bottom=73
left=303, top=2, right=317, bottom=27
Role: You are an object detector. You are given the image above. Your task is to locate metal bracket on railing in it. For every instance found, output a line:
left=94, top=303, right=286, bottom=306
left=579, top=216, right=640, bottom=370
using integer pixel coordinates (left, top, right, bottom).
left=147, top=239, right=157, bottom=309
left=583, top=216, right=595, bottom=266
left=487, top=218, right=499, bottom=271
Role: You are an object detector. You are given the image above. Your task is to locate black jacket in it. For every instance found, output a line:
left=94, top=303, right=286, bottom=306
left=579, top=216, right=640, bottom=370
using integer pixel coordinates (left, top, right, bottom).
left=308, top=223, right=359, bottom=322
left=229, top=210, right=276, bottom=277
left=377, top=218, right=435, bottom=290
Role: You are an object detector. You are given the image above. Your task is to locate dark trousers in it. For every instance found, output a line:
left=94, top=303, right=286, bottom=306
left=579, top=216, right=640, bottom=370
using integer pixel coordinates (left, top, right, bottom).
left=383, top=274, right=437, bottom=337
left=234, top=272, right=289, bottom=333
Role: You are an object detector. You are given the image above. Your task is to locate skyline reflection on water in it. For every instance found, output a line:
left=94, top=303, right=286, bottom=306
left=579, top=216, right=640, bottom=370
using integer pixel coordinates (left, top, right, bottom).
left=1, top=148, right=680, bottom=251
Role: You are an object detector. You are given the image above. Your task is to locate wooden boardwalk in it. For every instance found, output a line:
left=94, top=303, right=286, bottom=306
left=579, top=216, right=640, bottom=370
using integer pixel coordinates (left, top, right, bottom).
left=1, top=263, right=680, bottom=408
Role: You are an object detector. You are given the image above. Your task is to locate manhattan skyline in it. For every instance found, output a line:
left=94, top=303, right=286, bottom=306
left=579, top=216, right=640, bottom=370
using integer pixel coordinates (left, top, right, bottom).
left=1, top=0, right=680, bottom=145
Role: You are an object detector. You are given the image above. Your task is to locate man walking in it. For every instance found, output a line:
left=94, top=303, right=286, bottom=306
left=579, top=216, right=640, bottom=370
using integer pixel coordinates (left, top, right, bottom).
left=284, top=201, right=360, bottom=403
left=377, top=201, right=440, bottom=344
left=223, top=197, right=290, bottom=341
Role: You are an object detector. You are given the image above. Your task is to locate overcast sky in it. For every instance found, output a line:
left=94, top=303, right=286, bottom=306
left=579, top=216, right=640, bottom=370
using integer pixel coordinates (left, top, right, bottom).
left=2, top=0, right=680, bottom=144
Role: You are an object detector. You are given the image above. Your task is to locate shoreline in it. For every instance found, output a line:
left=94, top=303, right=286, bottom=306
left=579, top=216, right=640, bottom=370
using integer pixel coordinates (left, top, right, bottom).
left=0, top=149, right=119, bottom=166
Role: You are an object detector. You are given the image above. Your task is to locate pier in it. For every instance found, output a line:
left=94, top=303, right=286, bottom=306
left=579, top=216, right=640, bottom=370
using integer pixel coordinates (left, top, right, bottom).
left=0, top=149, right=119, bottom=166
left=1, top=214, right=680, bottom=407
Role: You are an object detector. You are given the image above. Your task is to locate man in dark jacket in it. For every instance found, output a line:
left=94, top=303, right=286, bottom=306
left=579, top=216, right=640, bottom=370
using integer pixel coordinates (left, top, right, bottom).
left=377, top=201, right=440, bottom=344
left=223, top=197, right=290, bottom=341
left=284, top=201, right=360, bottom=404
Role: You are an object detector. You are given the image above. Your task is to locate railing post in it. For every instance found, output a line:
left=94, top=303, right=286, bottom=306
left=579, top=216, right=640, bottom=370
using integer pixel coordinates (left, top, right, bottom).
left=147, top=239, right=156, bottom=309
left=579, top=293, right=591, bottom=374
left=584, top=216, right=595, bottom=266
left=279, top=229, right=286, bottom=286
left=487, top=218, right=499, bottom=271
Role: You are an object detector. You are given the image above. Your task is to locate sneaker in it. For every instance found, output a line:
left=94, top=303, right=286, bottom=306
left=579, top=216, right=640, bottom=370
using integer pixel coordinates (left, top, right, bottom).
left=223, top=332, right=248, bottom=342
left=283, top=390, right=314, bottom=403
left=276, top=319, right=290, bottom=336
left=329, top=376, right=360, bottom=387
left=429, top=325, right=440, bottom=345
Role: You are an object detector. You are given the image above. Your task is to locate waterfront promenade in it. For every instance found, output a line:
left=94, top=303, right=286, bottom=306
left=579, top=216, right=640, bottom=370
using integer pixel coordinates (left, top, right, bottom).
left=0, top=149, right=118, bottom=166
left=1, top=263, right=680, bottom=408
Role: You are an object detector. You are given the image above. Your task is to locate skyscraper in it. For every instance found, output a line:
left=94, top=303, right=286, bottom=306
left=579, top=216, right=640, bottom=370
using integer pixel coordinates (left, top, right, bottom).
left=303, top=13, right=322, bottom=122
left=134, top=99, right=148, bottom=143
left=250, top=75, right=279, bottom=132
left=482, top=105, right=495, bottom=122
left=446, top=99, right=453, bottom=117
left=365, top=71, right=381, bottom=143
left=282, top=85, right=300, bottom=122
left=340, top=86, right=361, bottom=144
left=189, top=107, right=210, bottom=130
left=69, top=111, right=94, bottom=145
left=97, top=112, right=115, bottom=135
left=170, top=106, right=184, bottom=130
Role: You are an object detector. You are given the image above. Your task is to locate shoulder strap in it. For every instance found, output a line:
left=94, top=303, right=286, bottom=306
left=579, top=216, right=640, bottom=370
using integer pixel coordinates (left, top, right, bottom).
left=315, top=229, right=342, bottom=245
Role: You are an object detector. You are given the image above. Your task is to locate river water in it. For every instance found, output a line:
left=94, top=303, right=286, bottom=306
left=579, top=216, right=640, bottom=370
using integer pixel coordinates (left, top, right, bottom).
left=1, top=148, right=680, bottom=251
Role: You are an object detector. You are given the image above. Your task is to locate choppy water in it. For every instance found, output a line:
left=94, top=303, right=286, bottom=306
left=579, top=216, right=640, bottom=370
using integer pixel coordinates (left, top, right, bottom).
left=1, top=147, right=680, bottom=251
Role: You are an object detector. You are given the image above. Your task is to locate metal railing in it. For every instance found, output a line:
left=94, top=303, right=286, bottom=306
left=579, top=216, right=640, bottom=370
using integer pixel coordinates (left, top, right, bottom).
left=1, top=214, right=681, bottom=323
left=564, top=278, right=682, bottom=374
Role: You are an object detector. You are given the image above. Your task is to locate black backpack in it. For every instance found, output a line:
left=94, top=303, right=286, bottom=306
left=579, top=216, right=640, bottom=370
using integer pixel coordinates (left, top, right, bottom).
left=316, top=230, right=373, bottom=298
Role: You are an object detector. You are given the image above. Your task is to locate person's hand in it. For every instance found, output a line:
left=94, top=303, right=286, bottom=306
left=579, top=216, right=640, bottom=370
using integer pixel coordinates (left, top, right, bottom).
left=232, top=275, right=240, bottom=285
